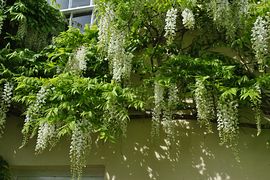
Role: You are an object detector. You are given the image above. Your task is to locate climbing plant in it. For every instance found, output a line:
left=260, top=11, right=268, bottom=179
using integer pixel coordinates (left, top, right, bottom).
left=1, top=0, right=270, bottom=179
left=95, top=0, right=270, bottom=158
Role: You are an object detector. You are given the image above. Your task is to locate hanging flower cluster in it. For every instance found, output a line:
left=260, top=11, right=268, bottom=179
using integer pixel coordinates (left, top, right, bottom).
left=217, top=98, right=239, bottom=148
left=0, top=0, right=6, bottom=35
left=98, top=4, right=115, bottom=51
left=14, top=74, right=142, bottom=179
left=162, top=84, right=178, bottom=141
left=22, top=86, right=51, bottom=146
left=181, top=8, right=195, bottom=29
left=65, top=46, right=87, bottom=74
left=251, top=16, right=269, bottom=72
left=163, top=84, right=178, bottom=122
left=238, top=0, right=249, bottom=16
left=122, top=53, right=133, bottom=80
left=151, top=82, right=164, bottom=138
left=25, top=86, right=49, bottom=123
left=211, top=0, right=230, bottom=22
left=209, top=0, right=237, bottom=38
left=252, top=84, right=263, bottom=136
left=108, top=28, right=133, bottom=81
left=254, top=104, right=262, bottom=136
left=97, top=4, right=132, bottom=82
left=70, top=120, right=91, bottom=180
left=164, top=8, right=178, bottom=43
left=194, top=79, right=215, bottom=132
left=76, top=46, right=87, bottom=71
left=0, top=82, right=13, bottom=137
left=35, top=122, right=56, bottom=153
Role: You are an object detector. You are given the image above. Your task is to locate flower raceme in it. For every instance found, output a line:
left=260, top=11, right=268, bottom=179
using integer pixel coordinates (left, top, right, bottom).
left=35, top=122, right=56, bottom=153
left=194, top=79, right=215, bottom=132
left=181, top=8, right=195, bottom=29
left=164, top=8, right=178, bottom=43
left=151, top=82, right=164, bottom=138
left=0, top=82, right=13, bottom=137
left=251, top=16, right=269, bottom=72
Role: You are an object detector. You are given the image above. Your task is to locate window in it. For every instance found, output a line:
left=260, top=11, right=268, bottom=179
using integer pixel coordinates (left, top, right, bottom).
left=54, top=0, right=94, bottom=9
left=54, top=0, right=69, bottom=9
left=11, top=166, right=104, bottom=180
left=49, top=0, right=95, bottom=31
left=71, top=0, right=91, bottom=8
left=72, top=12, right=93, bottom=31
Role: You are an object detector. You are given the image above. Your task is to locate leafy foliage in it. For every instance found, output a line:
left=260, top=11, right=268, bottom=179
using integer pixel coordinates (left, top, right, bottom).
left=1, top=0, right=270, bottom=179
left=1, top=0, right=65, bottom=50
left=0, top=156, right=11, bottom=180
left=95, top=0, right=270, bottom=152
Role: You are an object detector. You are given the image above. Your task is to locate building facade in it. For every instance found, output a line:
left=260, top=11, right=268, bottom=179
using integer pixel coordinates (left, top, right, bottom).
left=52, top=0, right=95, bottom=31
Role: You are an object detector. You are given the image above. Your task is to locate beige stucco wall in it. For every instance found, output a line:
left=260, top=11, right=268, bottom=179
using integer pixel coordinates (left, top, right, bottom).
left=1, top=115, right=270, bottom=180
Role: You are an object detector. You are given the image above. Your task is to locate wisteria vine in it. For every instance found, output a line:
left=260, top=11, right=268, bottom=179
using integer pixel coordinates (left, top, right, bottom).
left=0, top=82, right=13, bottom=137
left=151, top=81, right=164, bottom=138
left=164, top=8, right=178, bottom=43
left=251, top=16, right=269, bottom=72
left=0, top=0, right=5, bottom=35
left=194, top=78, right=215, bottom=132
left=70, top=120, right=92, bottom=180
left=217, top=97, right=239, bottom=148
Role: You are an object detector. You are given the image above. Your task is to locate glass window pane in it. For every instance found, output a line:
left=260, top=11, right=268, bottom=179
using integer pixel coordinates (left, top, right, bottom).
left=56, top=0, right=69, bottom=9
left=72, top=0, right=90, bottom=8
left=72, top=13, right=92, bottom=32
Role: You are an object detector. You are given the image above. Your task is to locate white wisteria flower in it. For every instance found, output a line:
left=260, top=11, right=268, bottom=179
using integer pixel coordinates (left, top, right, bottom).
left=65, top=46, right=88, bottom=74
left=98, top=4, right=115, bottom=51
left=211, top=0, right=230, bottom=22
left=239, top=0, right=249, bottom=15
left=122, top=52, right=133, bottom=80
left=1, top=82, right=13, bottom=106
left=164, top=8, right=178, bottom=42
left=35, top=122, right=56, bottom=153
left=181, top=8, right=195, bottom=29
left=0, top=82, right=13, bottom=137
left=163, top=84, right=178, bottom=122
left=251, top=16, right=269, bottom=72
left=0, top=0, right=5, bottom=35
left=162, top=84, right=178, bottom=141
left=25, top=86, right=49, bottom=123
left=108, top=28, right=125, bottom=81
left=194, top=79, right=215, bottom=132
left=21, top=86, right=52, bottom=146
left=70, top=120, right=91, bottom=179
left=151, top=81, right=164, bottom=138
left=76, top=46, right=87, bottom=71
left=108, top=28, right=132, bottom=82
left=217, top=98, right=239, bottom=147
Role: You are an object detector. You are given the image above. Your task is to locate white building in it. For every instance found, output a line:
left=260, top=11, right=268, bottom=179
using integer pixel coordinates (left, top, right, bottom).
left=51, top=0, right=95, bottom=31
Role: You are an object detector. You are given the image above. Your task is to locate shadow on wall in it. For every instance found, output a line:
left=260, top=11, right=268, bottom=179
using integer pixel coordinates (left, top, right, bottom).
left=101, top=119, right=270, bottom=180
left=1, top=116, right=270, bottom=180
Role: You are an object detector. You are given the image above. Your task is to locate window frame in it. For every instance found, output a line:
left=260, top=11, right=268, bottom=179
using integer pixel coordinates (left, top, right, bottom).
left=59, top=0, right=95, bottom=26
